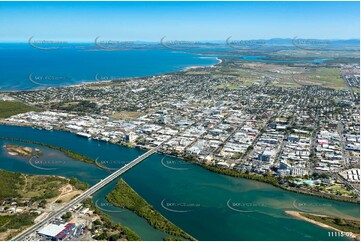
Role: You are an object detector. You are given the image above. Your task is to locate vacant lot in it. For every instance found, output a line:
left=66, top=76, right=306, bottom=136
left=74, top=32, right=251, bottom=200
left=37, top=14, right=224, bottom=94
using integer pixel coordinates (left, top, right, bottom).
left=0, top=170, right=67, bottom=201
left=210, top=60, right=347, bottom=90
left=0, top=101, right=39, bottom=119
left=110, top=111, right=145, bottom=120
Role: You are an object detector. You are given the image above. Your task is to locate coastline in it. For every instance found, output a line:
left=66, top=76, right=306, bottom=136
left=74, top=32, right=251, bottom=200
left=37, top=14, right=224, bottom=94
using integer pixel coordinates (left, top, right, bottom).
left=183, top=56, right=222, bottom=71
left=0, top=52, right=359, bottom=205
left=67, top=55, right=222, bottom=88
left=284, top=210, right=360, bottom=240
left=285, top=210, right=338, bottom=230
left=0, top=55, right=221, bottom=92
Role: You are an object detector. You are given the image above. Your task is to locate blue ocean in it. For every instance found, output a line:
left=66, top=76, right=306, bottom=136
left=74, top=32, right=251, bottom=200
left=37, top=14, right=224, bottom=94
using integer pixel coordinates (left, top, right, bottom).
left=0, top=43, right=218, bottom=91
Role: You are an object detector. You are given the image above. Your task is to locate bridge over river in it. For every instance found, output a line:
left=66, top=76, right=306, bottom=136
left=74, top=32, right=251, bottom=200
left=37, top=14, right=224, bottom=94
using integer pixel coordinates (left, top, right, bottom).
left=12, top=147, right=158, bottom=241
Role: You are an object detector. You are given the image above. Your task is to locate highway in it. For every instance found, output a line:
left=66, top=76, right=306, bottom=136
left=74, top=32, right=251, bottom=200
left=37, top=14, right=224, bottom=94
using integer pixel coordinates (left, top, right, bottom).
left=12, top=147, right=158, bottom=241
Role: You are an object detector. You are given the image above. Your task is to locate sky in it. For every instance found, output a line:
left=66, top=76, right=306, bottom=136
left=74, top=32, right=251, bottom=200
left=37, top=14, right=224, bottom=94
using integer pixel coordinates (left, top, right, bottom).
left=0, top=1, right=359, bottom=42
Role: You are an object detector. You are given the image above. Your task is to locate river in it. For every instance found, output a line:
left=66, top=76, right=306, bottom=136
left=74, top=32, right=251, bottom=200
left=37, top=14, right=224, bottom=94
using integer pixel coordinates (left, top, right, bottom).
left=0, top=125, right=359, bottom=241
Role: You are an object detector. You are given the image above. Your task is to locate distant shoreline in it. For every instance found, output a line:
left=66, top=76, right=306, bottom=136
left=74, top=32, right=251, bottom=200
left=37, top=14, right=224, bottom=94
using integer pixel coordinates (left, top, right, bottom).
left=183, top=56, right=222, bottom=71
left=0, top=54, right=221, bottom=93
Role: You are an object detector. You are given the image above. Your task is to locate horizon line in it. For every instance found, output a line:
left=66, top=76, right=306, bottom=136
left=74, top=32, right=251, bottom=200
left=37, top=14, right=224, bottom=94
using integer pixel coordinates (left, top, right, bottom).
left=0, top=38, right=360, bottom=44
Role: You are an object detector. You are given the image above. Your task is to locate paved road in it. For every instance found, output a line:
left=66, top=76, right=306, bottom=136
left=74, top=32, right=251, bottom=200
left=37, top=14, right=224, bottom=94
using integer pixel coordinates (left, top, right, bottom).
left=342, top=74, right=356, bottom=101
left=335, top=173, right=360, bottom=195
left=12, top=148, right=157, bottom=241
left=337, top=122, right=351, bottom=168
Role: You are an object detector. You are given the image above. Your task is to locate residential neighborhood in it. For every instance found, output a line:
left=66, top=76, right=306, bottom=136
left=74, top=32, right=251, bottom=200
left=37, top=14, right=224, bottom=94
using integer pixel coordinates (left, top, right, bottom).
left=2, top=64, right=359, bottom=201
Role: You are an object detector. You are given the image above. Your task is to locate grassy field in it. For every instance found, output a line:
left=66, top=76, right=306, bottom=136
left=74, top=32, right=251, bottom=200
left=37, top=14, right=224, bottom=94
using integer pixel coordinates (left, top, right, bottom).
left=203, top=58, right=349, bottom=90
left=110, top=111, right=145, bottom=121
left=0, top=170, right=23, bottom=199
left=0, top=170, right=70, bottom=201
left=307, top=67, right=346, bottom=89
left=272, top=49, right=360, bottom=59
left=0, top=213, right=36, bottom=236
left=18, top=175, right=68, bottom=200
left=106, top=179, right=195, bottom=241
left=0, top=101, right=39, bottom=119
left=216, top=83, right=244, bottom=90
left=322, top=184, right=355, bottom=197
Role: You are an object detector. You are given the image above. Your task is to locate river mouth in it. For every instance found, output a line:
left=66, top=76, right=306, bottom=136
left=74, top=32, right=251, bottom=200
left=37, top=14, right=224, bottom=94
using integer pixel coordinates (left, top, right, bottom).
left=0, top=124, right=359, bottom=241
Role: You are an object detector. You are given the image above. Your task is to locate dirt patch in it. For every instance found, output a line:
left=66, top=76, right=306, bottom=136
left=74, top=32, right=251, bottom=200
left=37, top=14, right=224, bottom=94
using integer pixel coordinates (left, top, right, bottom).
left=0, top=229, right=18, bottom=241
left=49, top=184, right=83, bottom=204
left=110, top=111, right=144, bottom=120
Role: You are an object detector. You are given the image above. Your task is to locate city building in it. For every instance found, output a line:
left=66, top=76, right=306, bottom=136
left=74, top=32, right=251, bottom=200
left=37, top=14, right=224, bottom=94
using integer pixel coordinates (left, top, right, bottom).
left=37, top=222, right=75, bottom=241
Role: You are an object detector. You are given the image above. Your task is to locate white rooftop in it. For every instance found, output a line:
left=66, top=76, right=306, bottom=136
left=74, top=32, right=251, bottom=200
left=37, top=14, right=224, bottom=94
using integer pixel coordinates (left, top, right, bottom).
left=38, top=223, right=67, bottom=237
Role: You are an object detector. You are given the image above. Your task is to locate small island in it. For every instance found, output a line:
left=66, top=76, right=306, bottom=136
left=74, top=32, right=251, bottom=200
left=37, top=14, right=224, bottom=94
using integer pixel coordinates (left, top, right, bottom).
left=4, top=144, right=43, bottom=158
left=1, top=137, right=109, bottom=170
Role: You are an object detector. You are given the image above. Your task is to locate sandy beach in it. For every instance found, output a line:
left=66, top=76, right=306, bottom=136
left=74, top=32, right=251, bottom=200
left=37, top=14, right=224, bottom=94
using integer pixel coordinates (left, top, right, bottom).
left=184, top=57, right=222, bottom=71
left=285, top=210, right=359, bottom=240
left=7, top=151, right=17, bottom=156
